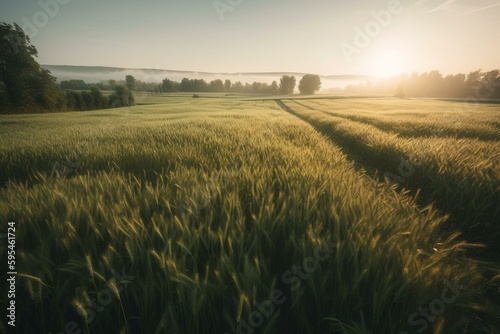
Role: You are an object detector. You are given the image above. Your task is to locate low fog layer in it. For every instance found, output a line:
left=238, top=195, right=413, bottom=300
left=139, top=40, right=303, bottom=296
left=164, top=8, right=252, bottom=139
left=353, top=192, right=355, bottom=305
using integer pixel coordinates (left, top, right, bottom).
left=42, top=65, right=371, bottom=92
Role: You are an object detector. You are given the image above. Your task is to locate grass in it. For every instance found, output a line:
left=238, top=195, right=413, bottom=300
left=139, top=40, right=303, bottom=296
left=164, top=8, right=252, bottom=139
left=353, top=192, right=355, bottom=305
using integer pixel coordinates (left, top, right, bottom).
left=0, top=96, right=499, bottom=333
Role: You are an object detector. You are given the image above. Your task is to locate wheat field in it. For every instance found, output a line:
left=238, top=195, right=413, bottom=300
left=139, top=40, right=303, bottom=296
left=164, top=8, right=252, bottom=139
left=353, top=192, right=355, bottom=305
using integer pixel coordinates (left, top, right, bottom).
left=0, top=96, right=499, bottom=333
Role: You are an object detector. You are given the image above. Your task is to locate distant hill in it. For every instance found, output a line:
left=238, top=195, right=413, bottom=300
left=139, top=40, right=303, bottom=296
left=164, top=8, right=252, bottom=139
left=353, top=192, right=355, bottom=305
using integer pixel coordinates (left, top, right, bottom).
left=41, top=65, right=373, bottom=90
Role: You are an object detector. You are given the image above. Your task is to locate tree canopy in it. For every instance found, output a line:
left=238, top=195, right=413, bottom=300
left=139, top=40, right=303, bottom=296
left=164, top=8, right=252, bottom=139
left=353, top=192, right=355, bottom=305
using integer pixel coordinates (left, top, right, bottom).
left=60, top=79, right=88, bottom=90
left=0, top=22, right=136, bottom=114
left=298, top=74, right=322, bottom=95
left=0, top=22, right=64, bottom=112
left=280, top=75, right=296, bottom=95
left=126, top=75, right=136, bottom=91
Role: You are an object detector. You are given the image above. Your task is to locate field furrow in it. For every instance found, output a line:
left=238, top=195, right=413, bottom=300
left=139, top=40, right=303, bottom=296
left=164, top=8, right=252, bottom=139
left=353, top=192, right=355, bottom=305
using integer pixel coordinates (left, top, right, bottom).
left=278, top=99, right=500, bottom=256
left=293, top=98, right=500, bottom=141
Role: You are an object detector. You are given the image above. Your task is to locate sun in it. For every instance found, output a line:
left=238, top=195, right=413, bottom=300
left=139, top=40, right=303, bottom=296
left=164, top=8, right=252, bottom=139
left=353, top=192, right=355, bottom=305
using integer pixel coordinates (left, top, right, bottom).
left=368, top=48, right=410, bottom=78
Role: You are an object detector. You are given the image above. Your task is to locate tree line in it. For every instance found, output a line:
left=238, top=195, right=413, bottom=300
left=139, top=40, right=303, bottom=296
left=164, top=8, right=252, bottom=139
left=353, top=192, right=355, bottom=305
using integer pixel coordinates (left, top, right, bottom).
left=343, top=70, right=500, bottom=99
left=1, top=22, right=321, bottom=114
left=64, top=86, right=134, bottom=111
left=82, top=74, right=320, bottom=96
left=0, top=23, right=134, bottom=114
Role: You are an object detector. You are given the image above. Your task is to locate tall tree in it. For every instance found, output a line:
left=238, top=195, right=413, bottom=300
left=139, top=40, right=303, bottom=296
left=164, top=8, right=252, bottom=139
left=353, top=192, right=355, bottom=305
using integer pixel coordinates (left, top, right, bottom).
left=109, top=79, right=117, bottom=90
left=193, top=79, right=208, bottom=92
left=126, top=75, right=136, bottom=91
left=252, top=82, right=262, bottom=94
left=209, top=79, right=224, bottom=92
left=465, top=70, right=483, bottom=97
left=442, top=74, right=466, bottom=98
left=90, top=87, right=106, bottom=109
left=110, top=85, right=135, bottom=107
left=0, top=22, right=62, bottom=112
left=298, top=74, right=322, bottom=95
left=480, top=70, right=500, bottom=99
left=162, top=78, right=176, bottom=92
left=224, top=79, right=232, bottom=92
left=60, top=80, right=88, bottom=90
left=232, top=81, right=243, bottom=92
left=269, top=81, right=279, bottom=95
left=280, top=75, right=296, bottom=95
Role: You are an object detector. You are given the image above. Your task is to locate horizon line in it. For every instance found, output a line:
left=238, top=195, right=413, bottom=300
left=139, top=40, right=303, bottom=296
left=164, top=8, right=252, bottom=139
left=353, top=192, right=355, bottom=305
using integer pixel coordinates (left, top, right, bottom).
left=41, top=64, right=376, bottom=79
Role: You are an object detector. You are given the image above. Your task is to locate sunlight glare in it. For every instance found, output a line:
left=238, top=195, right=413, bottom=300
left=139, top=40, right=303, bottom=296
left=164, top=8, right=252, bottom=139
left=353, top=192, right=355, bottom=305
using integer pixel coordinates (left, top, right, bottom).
left=369, top=48, right=410, bottom=78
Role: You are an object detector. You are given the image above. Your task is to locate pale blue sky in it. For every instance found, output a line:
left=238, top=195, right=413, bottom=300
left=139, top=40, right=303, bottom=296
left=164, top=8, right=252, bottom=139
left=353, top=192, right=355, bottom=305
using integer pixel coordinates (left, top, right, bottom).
left=0, top=0, right=499, bottom=76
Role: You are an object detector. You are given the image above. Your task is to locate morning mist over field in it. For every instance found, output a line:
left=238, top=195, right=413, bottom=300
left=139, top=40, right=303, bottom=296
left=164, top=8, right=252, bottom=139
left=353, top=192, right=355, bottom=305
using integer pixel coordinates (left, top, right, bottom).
left=1, top=0, right=499, bottom=333
left=40, top=64, right=372, bottom=91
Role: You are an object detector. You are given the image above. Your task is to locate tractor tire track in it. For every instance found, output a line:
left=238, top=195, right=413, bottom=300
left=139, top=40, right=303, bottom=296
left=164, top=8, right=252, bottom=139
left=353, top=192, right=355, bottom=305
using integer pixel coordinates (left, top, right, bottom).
left=274, top=99, right=500, bottom=260
left=274, top=99, right=500, bottom=322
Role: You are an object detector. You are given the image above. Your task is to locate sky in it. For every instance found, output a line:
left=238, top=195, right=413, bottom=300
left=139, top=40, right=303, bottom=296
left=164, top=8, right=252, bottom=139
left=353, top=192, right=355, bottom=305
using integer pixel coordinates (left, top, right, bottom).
left=0, top=0, right=499, bottom=77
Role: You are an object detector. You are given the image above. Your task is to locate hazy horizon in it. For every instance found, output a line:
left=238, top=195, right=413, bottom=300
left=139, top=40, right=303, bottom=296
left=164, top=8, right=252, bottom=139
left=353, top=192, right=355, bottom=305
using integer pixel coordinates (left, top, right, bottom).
left=1, top=0, right=499, bottom=78
left=39, top=64, right=376, bottom=91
